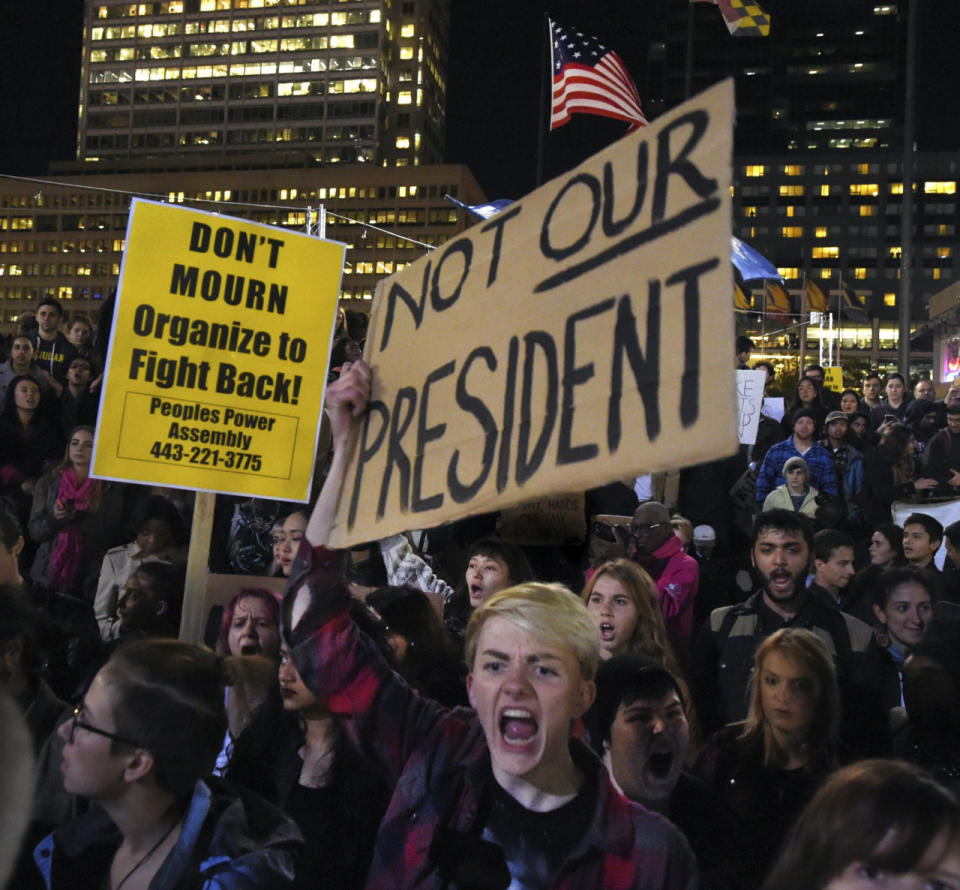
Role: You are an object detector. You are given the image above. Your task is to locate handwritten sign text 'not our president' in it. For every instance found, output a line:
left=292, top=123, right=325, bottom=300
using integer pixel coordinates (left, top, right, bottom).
left=327, top=80, right=739, bottom=547
left=93, top=200, right=344, bottom=501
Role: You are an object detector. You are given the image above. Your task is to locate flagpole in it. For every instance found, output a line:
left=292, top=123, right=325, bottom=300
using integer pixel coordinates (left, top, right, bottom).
left=799, top=273, right=808, bottom=372
left=761, top=279, right=767, bottom=354
left=536, top=14, right=550, bottom=187
left=899, top=0, right=918, bottom=375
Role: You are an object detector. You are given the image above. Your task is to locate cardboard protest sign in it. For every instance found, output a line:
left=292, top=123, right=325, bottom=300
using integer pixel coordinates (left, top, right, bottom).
left=499, top=492, right=586, bottom=545
left=93, top=200, right=344, bottom=501
left=737, top=370, right=767, bottom=445
left=328, top=79, right=738, bottom=547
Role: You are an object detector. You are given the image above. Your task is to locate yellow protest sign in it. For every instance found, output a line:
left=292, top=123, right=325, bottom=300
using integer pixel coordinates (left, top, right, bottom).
left=823, top=366, right=843, bottom=393
left=328, top=80, right=738, bottom=548
left=93, top=200, right=344, bottom=501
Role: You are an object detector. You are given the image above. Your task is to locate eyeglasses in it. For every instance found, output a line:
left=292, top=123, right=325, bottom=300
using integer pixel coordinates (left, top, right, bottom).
left=69, top=706, right=141, bottom=748
left=628, top=523, right=664, bottom=536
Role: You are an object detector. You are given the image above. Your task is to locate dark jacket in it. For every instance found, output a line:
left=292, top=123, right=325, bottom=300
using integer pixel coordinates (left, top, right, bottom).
left=692, top=590, right=886, bottom=756
left=32, top=778, right=301, bottom=890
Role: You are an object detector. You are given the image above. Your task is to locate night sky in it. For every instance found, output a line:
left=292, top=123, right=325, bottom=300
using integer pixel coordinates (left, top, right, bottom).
left=3, top=1, right=960, bottom=202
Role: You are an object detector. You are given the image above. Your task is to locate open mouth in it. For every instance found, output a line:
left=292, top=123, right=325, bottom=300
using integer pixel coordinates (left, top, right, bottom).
left=470, top=584, right=484, bottom=599
left=769, top=570, right=794, bottom=591
left=647, top=749, right=675, bottom=779
left=599, top=622, right=616, bottom=641
left=499, top=708, right=538, bottom=747
left=240, top=642, right=260, bottom=655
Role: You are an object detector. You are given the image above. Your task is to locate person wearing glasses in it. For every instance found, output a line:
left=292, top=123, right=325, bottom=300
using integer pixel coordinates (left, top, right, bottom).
left=30, top=639, right=301, bottom=890
left=616, top=501, right=699, bottom=660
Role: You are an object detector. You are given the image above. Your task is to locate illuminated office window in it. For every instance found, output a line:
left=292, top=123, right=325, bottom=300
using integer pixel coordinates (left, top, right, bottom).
left=781, top=226, right=803, bottom=238
left=819, top=185, right=830, bottom=196
left=939, top=247, right=953, bottom=259
left=779, top=185, right=804, bottom=197
left=397, top=91, right=412, bottom=104
left=925, top=181, right=957, bottom=194
left=778, top=267, right=799, bottom=279
left=812, top=246, right=839, bottom=258
left=743, top=206, right=757, bottom=218
left=400, top=24, right=415, bottom=37
left=399, top=46, right=414, bottom=59
left=815, top=226, right=828, bottom=238
left=849, top=184, right=879, bottom=196
left=854, top=268, right=867, bottom=280
left=745, top=165, right=765, bottom=177
left=859, top=205, right=875, bottom=216
left=889, top=246, right=902, bottom=259
left=890, top=182, right=904, bottom=194
left=782, top=165, right=804, bottom=176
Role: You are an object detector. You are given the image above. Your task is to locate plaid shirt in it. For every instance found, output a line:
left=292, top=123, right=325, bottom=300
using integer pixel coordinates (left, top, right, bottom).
left=754, top=438, right=839, bottom=503
left=285, top=541, right=699, bottom=890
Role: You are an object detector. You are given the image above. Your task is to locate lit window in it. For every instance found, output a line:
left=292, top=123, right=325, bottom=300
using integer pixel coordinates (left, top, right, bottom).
left=889, top=246, right=902, bottom=259
left=819, top=185, right=831, bottom=197
left=778, top=268, right=799, bottom=280
left=884, top=293, right=896, bottom=306
left=399, top=46, right=414, bottom=60
left=939, top=247, right=952, bottom=259
left=400, top=24, right=415, bottom=37
left=781, top=226, right=803, bottom=238
left=812, top=247, right=839, bottom=258
left=857, top=163, right=870, bottom=174
left=890, top=182, right=904, bottom=195
left=925, top=181, right=957, bottom=194
left=860, top=205, right=875, bottom=216
left=782, top=165, right=803, bottom=176
left=779, top=185, right=804, bottom=197
left=745, top=165, right=765, bottom=177
left=854, top=268, right=867, bottom=280
left=820, top=269, right=832, bottom=280
left=785, top=206, right=795, bottom=218
left=744, top=206, right=757, bottom=218
left=397, top=91, right=412, bottom=104
left=849, top=184, right=879, bottom=196
left=815, top=227, right=828, bottom=238
left=396, top=136, right=410, bottom=149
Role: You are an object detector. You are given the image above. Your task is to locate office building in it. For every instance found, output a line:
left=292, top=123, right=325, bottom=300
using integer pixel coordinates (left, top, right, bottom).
left=79, top=0, right=449, bottom=167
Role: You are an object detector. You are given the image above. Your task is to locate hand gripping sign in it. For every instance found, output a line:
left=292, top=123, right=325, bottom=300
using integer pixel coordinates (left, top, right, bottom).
left=93, top=201, right=345, bottom=501
left=326, top=80, right=739, bottom=548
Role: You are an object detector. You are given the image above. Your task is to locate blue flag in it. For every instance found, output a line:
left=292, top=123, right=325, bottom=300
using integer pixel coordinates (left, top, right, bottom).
left=731, top=236, right=782, bottom=283
left=444, top=195, right=515, bottom=221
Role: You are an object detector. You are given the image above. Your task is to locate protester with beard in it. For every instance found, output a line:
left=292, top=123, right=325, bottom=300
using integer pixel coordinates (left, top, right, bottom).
left=692, top=510, right=886, bottom=756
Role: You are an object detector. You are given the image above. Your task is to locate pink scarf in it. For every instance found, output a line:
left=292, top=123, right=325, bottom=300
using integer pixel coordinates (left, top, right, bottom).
left=47, top=468, right=101, bottom=593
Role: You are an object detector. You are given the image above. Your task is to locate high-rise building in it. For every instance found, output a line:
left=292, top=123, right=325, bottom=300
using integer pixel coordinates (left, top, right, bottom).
left=642, top=0, right=906, bottom=154
left=79, top=0, right=449, bottom=167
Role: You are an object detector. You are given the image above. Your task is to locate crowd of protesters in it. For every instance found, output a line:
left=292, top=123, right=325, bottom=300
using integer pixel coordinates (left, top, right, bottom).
left=0, top=309, right=957, bottom=889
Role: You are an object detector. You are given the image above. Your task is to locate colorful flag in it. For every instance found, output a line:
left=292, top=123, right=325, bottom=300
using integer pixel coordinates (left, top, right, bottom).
left=549, top=19, right=647, bottom=132
left=804, top=278, right=830, bottom=313
left=734, top=283, right=751, bottom=310
left=764, top=281, right=792, bottom=322
left=840, top=281, right=870, bottom=323
left=691, top=0, right=771, bottom=38
left=731, top=236, right=782, bottom=282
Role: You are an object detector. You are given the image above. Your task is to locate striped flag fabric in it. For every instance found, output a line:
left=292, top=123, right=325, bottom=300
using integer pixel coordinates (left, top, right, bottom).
left=840, top=281, right=870, bottom=323
left=549, top=19, right=647, bottom=132
left=804, top=278, right=830, bottom=313
left=691, top=0, right=771, bottom=38
left=765, top=281, right=792, bottom=321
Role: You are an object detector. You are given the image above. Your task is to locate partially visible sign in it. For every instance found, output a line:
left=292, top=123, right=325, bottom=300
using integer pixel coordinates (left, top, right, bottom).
left=329, top=80, right=738, bottom=547
left=737, top=370, right=767, bottom=445
left=93, top=200, right=345, bottom=501
left=500, top=492, right=586, bottom=545
left=824, top=366, right=843, bottom=393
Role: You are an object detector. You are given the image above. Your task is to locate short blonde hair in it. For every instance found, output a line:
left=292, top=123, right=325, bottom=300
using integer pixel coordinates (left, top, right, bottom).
left=465, top=582, right=600, bottom=681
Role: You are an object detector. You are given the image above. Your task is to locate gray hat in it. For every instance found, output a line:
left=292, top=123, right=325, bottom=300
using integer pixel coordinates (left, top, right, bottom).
left=783, top=456, right=809, bottom=475
left=825, top=410, right=848, bottom=426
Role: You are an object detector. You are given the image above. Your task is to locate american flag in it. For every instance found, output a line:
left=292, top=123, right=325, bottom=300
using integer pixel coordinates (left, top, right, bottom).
left=549, top=19, right=647, bottom=132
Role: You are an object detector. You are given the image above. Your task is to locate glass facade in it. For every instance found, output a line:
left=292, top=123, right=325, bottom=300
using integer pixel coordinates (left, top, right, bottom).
left=79, top=0, right=449, bottom=167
